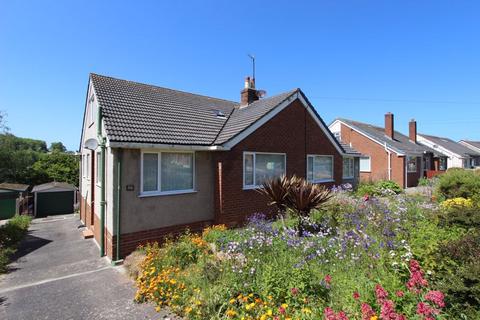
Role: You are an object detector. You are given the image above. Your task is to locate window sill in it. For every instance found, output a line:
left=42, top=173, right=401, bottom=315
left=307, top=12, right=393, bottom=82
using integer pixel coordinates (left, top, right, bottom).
left=360, top=171, right=371, bottom=173
left=138, top=190, right=197, bottom=198
left=243, top=185, right=261, bottom=190
left=310, top=179, right=335, bottom=184
left=343, top=176, right=354, bottom=179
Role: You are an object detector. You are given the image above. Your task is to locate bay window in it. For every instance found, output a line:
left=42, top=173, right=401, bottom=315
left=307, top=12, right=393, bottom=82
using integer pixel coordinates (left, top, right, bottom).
left=141, top=151, right=194, bottom=195
left=243, top=152, right=286, bottom=188
left=307, top=155, right=333, bottom=183
left=343, top=157, right=354, bottom=179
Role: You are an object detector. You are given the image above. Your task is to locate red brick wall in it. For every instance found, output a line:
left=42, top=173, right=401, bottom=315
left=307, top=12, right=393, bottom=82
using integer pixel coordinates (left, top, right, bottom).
left=340, top=123, right=409, bottom=188
left=79, top=195, right=103, bottom=251
left=213, top=99, right=343, bottom=226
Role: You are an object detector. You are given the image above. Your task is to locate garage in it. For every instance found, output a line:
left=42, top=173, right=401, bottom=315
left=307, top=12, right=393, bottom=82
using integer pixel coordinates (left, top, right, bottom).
left=0, top=183, right=30, bottom=220
left=33, top=182, right=77, bottom=217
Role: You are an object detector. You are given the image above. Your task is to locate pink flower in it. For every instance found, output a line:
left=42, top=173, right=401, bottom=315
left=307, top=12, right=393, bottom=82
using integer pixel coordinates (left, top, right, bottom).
left=290, top=287, right=299, bottom=295
left=324, top=307, right=336, bottom=320
left=424, top=290, right=445, bottom=308
left=375, top=284, right=389, bottom=303
left=324, top=274, right=332, bottom=284
left=417, top=302, right=433, bottom=317
left=361, top=303, right=375, bottom=320
left=278, top=306, right=286, bottom=315
left=353, top=291, right=360, bottom=300
left=407, top=260, right=428, bottom=293
left=380, top=300, right=405, bottom=320
left=363, top=194, right=370, bottom=201
left=395, top=290, right=404, bottom=298
left=338, top=311, right=349, bottom=320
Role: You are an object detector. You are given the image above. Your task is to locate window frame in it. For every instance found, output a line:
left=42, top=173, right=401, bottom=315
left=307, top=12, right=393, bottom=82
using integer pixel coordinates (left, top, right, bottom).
left=306, top=154, right=334, bottom=183
left=243, top=151, right=287, bottom=190
left=86, top=153, right=91, bottom=181
left=407, top=156, right=418, bottom=173
left=140, top=150, right=196, bottom=197
left=96, top=151, right=101, bottom=187
left=89, top=95, right=95, bottom=126
left=359, top=156, right=371, bottom=173
left=342, top=157, right=355, bottom=179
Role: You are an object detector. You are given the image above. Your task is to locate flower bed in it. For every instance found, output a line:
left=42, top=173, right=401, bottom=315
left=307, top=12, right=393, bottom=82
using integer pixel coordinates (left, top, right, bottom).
left=132, top=189, right=475, bottom=319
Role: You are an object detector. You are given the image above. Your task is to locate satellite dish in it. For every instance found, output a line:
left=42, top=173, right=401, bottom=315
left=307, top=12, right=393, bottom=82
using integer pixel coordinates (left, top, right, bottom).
left=84, top=138, right=99, bottom=150
left=256, top=90, right=267, bottom=98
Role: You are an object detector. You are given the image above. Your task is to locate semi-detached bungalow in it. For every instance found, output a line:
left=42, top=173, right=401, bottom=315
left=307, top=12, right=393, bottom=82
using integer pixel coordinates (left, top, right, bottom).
left=79, top=74, right=359, bottom=261
left=329, top=113, right=447, bottom=188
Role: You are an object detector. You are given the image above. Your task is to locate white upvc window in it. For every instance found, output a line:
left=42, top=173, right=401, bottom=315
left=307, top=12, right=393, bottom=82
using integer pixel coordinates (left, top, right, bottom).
left=82, top=155, right=86, bottom=178
left=140, top=151, right=195, bottom=196
left=307, top=155, right=334, bottom=183
left=243, top=152, right=286, bottom=189
left=360, top=156, right=371, bottom=172
left=96, top=151, right=101, bottom=186
left=343, top=157, right=354, bottom=179
left=407, top=156, right=418, bottom=173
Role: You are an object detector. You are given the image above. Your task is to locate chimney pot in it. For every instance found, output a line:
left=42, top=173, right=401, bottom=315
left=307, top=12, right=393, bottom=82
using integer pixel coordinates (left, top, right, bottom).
left=385, top=112, right=394, bottom=139
left=409, top=119, right=417, bottom=143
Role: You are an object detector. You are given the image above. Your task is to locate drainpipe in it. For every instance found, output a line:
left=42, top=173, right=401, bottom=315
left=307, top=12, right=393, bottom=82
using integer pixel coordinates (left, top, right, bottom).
left=384, top=142, right=391, bottom=180
left=404, top=156, right=408, bottom=189
left=97, top=106, right=106, bottom=257
left=113, top=149, right=122, bottom=264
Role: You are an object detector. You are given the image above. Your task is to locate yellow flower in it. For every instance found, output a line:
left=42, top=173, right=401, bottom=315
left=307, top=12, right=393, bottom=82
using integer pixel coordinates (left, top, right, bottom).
left=302, top=308, right=312, bottom=314
left=229, top=298, right=236, bottom=304
left=266, top=309, right=273, bottom=316
left=281, top=303, right=288, bottom=309
left=260, top=315, right=267, bottom=320
left=226, top=309, right=237, bottom=318
left=370, top=316, right=378, bottom=320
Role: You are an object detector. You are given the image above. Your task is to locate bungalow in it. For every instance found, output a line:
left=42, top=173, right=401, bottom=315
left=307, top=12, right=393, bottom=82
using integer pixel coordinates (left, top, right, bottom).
left=417, top=135, right=480, bottom=169
left=79, top=74, right=358, bottom=260
left=458, top=140, right=480, bottom=168
left=329, top=113, right=447, bottom=188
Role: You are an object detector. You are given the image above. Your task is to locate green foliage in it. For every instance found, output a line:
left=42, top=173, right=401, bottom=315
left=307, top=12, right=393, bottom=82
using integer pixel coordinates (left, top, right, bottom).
left=0, top=215, right=32, bottom=273
left=435, top=169, right=480, bottom=201
left=32, top=152, right=79, bottom=186
left=356, top=180, right=402, bottom=197
left=417, top=177, right=430, bottom=187
left=0, top=133, right=77, bottom=186
left=49, top=142, right=67, bottom=153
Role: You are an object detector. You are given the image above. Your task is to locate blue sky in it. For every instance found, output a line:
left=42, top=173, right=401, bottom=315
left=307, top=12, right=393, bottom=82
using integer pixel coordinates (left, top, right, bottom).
left=1, top=1, right=479, bottom=151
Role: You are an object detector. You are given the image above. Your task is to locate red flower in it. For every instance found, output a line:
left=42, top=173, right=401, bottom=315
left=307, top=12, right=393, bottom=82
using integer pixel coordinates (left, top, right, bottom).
left=417, top=302, right=433, bottom=317
left=324, top=307, right=336, bottom=320
left=361, top=303, right=375, bottom=320
left=290, top=287, right=299, bottom=295
left=278, top=306, right=286, bottom=315
left=395, top=290, right=404, bottom=297
left=375, top=284, right=389, bottom=303
left=338, top=311, right=349, bottom=320
left=353, top=291, right=360, bottom=300
left=407, top=260, right=428, bottom=293
left=324, top=274, right=332, bottom=284
left=424, top=290, right=445, bottom=308
left=363, top=194, right=370, bottom=201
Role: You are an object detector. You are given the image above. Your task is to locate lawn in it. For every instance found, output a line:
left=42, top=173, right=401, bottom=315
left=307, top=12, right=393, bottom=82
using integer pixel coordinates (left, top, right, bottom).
left=131, top=170, right=480, bottom=320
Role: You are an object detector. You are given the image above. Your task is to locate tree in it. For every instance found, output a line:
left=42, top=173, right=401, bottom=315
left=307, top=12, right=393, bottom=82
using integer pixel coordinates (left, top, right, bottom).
left=50, top=142, right=67, bottom=153
left=0, top=111, right=9, bottom=133
left=31, top=152, right=79, bottom=186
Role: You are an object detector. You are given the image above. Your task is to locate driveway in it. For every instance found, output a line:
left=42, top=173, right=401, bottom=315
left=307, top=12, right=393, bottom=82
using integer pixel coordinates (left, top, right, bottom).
left=0, top=214, right=173, bottom=320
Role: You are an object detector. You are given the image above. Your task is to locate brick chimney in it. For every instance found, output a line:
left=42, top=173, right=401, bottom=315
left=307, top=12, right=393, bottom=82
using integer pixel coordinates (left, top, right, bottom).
left=385, top=112, right=394, bottom=139
left=240, top=76, right=259, bottom=105
left=409, top=119, right=417, bottom=143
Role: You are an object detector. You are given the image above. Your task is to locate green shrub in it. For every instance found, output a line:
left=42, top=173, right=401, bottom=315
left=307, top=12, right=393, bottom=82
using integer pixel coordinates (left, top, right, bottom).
left=0, top=215, right=32, bottom=273
left=356, top=180, right=402, bottom=197
left=435, top=169, right=480, bottom=201
left=417, top=177, right=430, bottom=187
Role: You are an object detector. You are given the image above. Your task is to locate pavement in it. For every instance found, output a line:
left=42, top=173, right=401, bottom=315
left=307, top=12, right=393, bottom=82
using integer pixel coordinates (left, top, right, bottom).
left=0, top=214, right=173, bottom=320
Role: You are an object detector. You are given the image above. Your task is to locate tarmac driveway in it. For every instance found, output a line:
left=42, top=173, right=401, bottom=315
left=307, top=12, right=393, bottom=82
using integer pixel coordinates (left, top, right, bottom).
left=0, top=214, right=172, bottom=320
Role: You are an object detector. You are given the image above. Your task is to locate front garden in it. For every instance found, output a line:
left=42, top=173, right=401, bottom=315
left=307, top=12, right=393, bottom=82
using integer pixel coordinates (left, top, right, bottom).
left=131, top=169, right=480, bottom=319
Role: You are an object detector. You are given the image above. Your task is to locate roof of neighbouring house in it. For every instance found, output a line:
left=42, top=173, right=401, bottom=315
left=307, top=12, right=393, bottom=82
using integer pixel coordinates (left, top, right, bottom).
left=335, top=138, right=362, bottom=156
left=32, top=182, right=77, bottom=193
left=460, top=140, right=480, bottom=152
left=0, top=183, right=30, bottom=192
left=334, top=118, right=446, bottom=156
left=89, top=74, right=345, bottom=153
left=419, top=134, right=480, bottom=157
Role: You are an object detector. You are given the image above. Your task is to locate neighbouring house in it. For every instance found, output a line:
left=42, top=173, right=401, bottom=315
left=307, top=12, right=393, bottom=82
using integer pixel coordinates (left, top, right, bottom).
left=417, top=134, right=480, bottom=169
left=0, top=183, right=30, bottom=219
left=79, top=74, right=357, bottom=260
left=329, top=113, right=447, bottom=188
left=458, top=140, right=480, bottom=167
left=32, top=182, right=78, bottom=218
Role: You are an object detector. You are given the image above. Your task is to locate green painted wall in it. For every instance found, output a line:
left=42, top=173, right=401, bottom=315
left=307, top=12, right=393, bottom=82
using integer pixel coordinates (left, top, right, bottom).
left=0, top=198, right=16, bottom=219
left=36, top=191, right=74, bottom=217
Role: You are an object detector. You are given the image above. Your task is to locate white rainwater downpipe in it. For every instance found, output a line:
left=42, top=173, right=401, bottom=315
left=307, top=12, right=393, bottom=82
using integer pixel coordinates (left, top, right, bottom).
left=384, top=142, right=391, bottom=180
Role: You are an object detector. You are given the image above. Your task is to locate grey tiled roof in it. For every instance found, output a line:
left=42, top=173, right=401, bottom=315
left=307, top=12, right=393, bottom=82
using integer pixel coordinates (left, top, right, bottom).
left=335, top=138, right=362, bottom=156
left=337, top=118, right=445, bottom=156
left=32, top=182, right=77, bottom=193
left=91, top=74, right=237, bottom=145
left=214, top=90, right=297, bottom=144
left=460, top=140, right=480, bottom=152
left=419, top=135, right=480, bottom=157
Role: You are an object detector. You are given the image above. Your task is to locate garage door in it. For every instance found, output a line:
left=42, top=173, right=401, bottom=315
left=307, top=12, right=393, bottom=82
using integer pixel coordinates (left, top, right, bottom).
left=0, top=198, right=16, bottom=220
left=36, top=191, right=74, bottom=217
